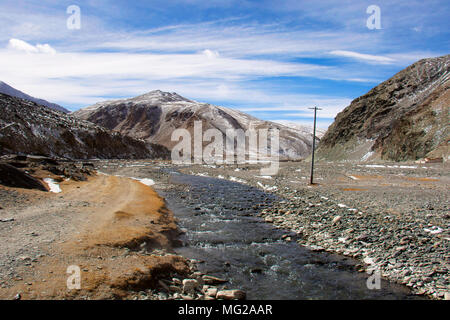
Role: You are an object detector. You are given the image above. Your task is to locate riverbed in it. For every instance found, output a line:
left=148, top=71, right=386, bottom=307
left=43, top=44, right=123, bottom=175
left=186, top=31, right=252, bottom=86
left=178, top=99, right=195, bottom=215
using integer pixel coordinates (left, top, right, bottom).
left=158, top=172, right=419, bottom=300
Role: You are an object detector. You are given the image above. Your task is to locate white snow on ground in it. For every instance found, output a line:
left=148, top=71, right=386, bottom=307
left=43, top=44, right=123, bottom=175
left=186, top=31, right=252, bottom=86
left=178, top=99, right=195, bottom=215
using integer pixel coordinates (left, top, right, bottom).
left=192, top=172, right=209, bottom=177
left=217, top=175, right=225, bottom=179
left=131, top=177, right=155, bottom=186
left=43, top=178, right=62, bottom=193
left=320, top=196, right=329, bottom=200
left=363, top=164, right=386, bottom=168
left=361, top=151, right=374, bottom=161
left=359, top=164, right=419, bottom=169
left=348, top=175, right=359, bottom=180
left=337, top=203, right=348, bottom=208
left=256, top=175, right=273, bottom=179
left=257, top=182, right=278, bottom=191
left=229, top=176, right=247, bottom=184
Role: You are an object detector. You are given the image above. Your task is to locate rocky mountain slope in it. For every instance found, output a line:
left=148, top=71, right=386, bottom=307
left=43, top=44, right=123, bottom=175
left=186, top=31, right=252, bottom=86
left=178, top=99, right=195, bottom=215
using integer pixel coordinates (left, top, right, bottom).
left=73, top=91, right=315, bottom=160
left=317, top=54, right=449, bottom=162
left=0, top=81, right=69, bottom=113
left=274, top=120, right=326, bottom=139
left=0, top=93, right=169, bottom=159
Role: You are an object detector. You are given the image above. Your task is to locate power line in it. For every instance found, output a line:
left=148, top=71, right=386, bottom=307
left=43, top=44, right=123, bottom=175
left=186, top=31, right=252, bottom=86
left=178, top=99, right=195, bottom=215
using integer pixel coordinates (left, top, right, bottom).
left=308, top=107, right=322, bottom=185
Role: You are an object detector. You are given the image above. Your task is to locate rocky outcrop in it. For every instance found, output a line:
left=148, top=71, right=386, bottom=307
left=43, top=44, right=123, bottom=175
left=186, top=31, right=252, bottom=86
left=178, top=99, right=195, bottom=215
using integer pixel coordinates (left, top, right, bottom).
left=0, top=93, right=170, bottom=159
left=0, top=163, right=48, bottom=191
left=73, top=90, right=316, bottom=160
left=317, top=54, right=449, bottom=162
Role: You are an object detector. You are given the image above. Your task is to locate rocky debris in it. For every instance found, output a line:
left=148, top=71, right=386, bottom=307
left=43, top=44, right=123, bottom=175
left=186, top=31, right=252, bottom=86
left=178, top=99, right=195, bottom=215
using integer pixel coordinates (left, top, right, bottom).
left=0, top=163, right=48, bottom=191
left=256, top=187, right=449, bottom=300
left=317, top=54, right=449, bottom=162
left=0, top=155, right=98, bottom=190
left=126, top=258, right=245, bottom=300
left=0, top=93, right=170, bottom=160
left=73, top=90, right=315, bottom=160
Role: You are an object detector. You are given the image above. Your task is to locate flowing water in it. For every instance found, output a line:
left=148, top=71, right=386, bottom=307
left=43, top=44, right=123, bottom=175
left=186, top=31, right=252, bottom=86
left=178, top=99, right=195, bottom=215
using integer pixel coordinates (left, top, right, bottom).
left=159, top=172, right=420, bottom=300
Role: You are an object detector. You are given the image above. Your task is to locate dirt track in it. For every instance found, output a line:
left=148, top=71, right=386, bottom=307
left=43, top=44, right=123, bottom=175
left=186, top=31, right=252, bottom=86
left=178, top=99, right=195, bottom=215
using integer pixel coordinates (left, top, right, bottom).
left=0, top=174, right=188, bottom=299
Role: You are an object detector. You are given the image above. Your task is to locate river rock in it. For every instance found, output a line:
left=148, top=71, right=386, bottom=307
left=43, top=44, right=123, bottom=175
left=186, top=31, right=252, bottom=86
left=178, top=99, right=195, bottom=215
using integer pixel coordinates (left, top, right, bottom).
left=216, top=289, right=246, bottom=300
left=205, top=288, right=218, bottom=298
left=182, top=279, right=199, bottom=293
left=202, top=275, right=228, bottom=285
left=332, top=215, right=342, bottom=225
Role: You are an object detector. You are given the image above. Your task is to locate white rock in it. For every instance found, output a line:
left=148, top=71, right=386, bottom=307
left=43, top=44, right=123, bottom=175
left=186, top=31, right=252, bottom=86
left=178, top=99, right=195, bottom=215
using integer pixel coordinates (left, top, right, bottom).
left=332, top=215, right=342, bottom=224
left=216, top=289, right=246, bottom=300
left=206, top=288, right=218, bottom=298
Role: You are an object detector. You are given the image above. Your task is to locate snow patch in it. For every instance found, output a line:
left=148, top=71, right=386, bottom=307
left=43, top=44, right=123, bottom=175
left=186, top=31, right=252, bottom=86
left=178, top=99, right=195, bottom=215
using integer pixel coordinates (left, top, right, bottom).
left=131, top=177, right=155, bottom=186
left=43, top=178, right=61, bottom=193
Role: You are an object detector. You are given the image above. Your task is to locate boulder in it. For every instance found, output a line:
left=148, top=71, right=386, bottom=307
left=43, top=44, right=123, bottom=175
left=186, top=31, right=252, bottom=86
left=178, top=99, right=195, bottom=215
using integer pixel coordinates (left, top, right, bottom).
left=0, top=163, right=48, bottom=191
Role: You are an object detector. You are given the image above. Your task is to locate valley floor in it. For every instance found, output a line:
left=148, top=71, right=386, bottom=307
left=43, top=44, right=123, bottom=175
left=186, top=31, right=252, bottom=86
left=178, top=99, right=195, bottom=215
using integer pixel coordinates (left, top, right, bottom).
left=0, top=159, right=448, bottom=299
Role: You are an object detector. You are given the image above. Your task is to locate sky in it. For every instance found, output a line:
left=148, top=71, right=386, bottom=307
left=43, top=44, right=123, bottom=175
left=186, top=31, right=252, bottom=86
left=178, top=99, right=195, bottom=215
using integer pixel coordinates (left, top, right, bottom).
left=0, top=0, right=449, bottom=128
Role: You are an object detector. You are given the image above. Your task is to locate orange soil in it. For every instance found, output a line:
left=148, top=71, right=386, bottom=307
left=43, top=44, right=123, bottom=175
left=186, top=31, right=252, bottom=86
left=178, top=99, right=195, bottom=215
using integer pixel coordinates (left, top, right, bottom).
left=0, top=175, right=189, bottom=300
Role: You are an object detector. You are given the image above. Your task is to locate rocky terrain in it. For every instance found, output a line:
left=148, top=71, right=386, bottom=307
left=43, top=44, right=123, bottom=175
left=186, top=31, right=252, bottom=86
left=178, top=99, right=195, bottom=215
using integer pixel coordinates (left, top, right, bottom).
left=0, top=81, right=69, bottom=113
left=0, top=93, right=170, bottom=160
left=317, top=54, right=449, bottom=162
left=180, top=161, right=449, bottom=299
left=0, top=159, right=245, bottom=300
left=73, top=90, right=316, bottom=159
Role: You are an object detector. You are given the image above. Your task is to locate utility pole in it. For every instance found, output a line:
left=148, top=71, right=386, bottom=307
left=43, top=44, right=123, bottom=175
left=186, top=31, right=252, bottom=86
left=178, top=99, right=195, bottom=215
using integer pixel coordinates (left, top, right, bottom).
left=308, top=106, right=322, bottom=185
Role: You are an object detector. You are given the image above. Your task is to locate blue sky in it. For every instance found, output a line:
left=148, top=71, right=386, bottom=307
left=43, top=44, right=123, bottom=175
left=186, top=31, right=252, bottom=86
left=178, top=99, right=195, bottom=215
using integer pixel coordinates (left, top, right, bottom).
left=0, top=0, right=448, bottom=128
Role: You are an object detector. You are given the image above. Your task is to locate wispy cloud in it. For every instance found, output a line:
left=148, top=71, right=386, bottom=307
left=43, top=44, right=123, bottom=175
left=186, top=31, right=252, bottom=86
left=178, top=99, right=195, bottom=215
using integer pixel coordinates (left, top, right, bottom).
left=329, top=50, right=396, bottom=64
left=8, top=39, right=56, bottom=55
left=0, top=0, right=447, bottom=128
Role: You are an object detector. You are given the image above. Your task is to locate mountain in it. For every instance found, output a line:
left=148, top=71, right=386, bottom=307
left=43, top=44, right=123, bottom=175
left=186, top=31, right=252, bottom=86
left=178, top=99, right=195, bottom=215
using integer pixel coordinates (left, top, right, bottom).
left=0, top=93, right=169, bottom=159
left=0, top=81, right=70, bottom=113
left=274, top=120, right=326, bottom=139
left=73, top=90, right=316, bottom=160
left=317, top=54, right=449, bottom=162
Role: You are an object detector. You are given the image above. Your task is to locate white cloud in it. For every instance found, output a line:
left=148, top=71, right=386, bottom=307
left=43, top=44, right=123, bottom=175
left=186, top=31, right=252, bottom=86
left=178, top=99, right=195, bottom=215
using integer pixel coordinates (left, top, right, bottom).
left=35, top=43, right=57, bottom=55
left=8, top=38, right=56, bottom=55
left=330, top=50, right=396, bottom=64
left=202, top=49, right=220, bottom=59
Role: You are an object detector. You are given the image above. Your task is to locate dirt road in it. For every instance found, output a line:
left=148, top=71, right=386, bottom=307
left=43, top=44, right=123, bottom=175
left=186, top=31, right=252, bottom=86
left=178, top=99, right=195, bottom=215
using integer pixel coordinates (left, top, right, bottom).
left=0, top=174, right=188, bottom=299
